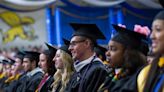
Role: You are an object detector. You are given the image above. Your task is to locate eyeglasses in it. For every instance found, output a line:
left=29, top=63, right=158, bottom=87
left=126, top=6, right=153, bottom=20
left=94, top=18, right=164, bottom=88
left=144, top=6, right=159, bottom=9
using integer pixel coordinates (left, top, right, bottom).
left=69, top=40, right=86, bottom=47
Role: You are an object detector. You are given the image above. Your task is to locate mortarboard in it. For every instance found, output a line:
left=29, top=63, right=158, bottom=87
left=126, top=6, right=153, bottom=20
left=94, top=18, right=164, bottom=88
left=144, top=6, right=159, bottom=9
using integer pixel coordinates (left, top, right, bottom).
left=2, top=59, right=8, bottom=65
left=24, top=51, right=40, bottom=63
left=159, top=0, right=164, bottom=8
left=94, top=45, right=107, bottom=61
left=45, top=42, right=57, bottom=61
left=154, top=10, right=164, bottom=20
left=59, top=38, right=72, bottom=56
left=2, top=58, right=15, bottom=65
left=15, top=51, right=26, bottom=61
left=111, top=24, right=148, bottom=55
left=70, top=23, right=106, bottom=45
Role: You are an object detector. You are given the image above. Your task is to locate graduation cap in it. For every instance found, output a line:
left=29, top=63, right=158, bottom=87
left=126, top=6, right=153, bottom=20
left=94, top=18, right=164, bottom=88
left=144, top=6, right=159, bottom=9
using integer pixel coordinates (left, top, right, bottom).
left=154, top=10, right=164, bottom=20
left=0, top=56, right=5, bottom=63
left=59, top=38, right=72, bottom=56
left=70, top=23, right=106, bottom=45
left=24, top=51, right=40, bottom=63
left=45, top=42, right=57, bottom=57
left=94, top=45, right=107, bottom=61
left=159, top=0, right=164, bottom=8
left=112, top=24, right=148, bottom=55
left=43, top=42, right=57, bottom=61
left=2, top=58, right=15, bottom=65
left=15, top=51, right=26, bottom=61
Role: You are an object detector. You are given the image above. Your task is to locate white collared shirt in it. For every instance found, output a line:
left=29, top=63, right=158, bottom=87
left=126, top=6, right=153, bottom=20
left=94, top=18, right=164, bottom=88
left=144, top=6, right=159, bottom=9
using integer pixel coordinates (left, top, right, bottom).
left=74, top=53, right=102, bottom=72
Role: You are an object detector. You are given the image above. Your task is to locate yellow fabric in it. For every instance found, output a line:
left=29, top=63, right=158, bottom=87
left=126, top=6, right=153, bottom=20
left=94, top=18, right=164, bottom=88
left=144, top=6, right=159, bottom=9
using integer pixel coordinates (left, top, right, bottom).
left=137, top=65, right=151, bottom=92
left=5, top=75, right=15, bottom=83
left=5, top=74, right=21, bottom=83
left=158, top=57, right=164, bottom=68
left=103, top=61, right=109, bottom=65
left=0, top=73, right=5, bottom=79
left=15, top=74, right=21, bottom=80
left=35, top=89, right=38, bottom=92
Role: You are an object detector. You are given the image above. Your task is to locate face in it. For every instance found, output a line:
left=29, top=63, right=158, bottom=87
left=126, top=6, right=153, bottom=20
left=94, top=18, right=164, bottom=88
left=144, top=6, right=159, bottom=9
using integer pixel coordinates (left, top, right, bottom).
left=14, top=58, right=23, bottom=72
left=150, top=19, right=164, bottom=55
left=10, top=65, right=16, bottom=75
left=106, top=40, right=125, bottom=68
left=38, top=53, right=48, bottom=72
left=23, top=58, right=32, bottom=72
left=68, top=36, right=87, bottom=61
left=53, top=50, right=63, bottom=69
left=5, top=64, right=12, bottom=77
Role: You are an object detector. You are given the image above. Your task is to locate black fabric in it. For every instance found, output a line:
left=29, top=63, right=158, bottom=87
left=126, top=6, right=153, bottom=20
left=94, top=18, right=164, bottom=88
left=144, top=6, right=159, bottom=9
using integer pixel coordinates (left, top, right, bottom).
left=3, top=73, right=25, bottom=92
left=112, top=24, right=148, bottom=55
left=94, top=45, right=107, bottom=61
left=70, top=23, right=106, bottom=44
left=98, top=67, right=144, bottom=92
left=149, top=67, right=164, bottom=91
left=39, top=76, right=54, bottom=92
left=15, top=51, right=25, bottom=61
left=23, top=72, right=43, bottom=92
left=45, top=42, right=57, bottom=60
left=65, top=61, right=108, bottom=92
left=154, top=10, right=164, bottom=20
left=159, top=0, right=164, bottom=8
left=59, top=38, right=71, bottom=56
left=15, top=71, right=43, bottom=92
left=0, top=77, right=7, bottom=89
left=2, top=58, right=15, bottom=65
left=2, top=72, right=27, bottom=92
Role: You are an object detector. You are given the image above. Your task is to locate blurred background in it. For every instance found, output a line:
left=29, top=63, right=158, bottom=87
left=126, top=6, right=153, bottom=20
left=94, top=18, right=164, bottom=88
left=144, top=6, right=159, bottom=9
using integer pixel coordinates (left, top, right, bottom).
left=0, top=0, right=163, bottom=52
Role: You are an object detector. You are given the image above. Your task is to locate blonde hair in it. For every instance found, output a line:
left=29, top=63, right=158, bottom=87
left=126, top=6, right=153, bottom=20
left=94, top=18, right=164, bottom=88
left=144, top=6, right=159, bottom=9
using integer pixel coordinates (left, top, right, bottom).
left=52, top=49, right=74, bottom=92
left=0, top=63, right=2, bottom=73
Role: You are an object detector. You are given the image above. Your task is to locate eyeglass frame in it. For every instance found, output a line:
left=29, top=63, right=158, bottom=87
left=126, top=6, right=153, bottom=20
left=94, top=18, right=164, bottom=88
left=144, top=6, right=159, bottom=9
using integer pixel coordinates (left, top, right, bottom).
left=69, top=39, right=86, bottom=47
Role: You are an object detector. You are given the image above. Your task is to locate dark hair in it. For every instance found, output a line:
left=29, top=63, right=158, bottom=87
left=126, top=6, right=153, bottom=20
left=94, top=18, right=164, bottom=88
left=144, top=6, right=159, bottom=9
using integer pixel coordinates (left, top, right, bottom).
left=25, top=55, right=39, bottom=67
left=154, top=10, right=164, bottom=20
left=42, top=50, right=56, bottom=76
left=79, top=36, right=95, bottom=51
left=119, top=49, right=147, bottom=78
left=143, top=55, right=160, bottom=92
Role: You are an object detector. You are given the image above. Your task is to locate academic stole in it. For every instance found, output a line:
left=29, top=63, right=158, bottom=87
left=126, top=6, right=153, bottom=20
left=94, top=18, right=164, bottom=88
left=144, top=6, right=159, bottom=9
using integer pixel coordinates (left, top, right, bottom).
left=35, top=74, right=50, bottom=92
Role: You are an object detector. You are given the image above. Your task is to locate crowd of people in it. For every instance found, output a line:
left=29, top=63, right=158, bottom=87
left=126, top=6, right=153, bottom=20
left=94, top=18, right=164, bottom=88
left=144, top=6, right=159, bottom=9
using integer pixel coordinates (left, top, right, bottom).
left=0, top=10, right=163, bottom=92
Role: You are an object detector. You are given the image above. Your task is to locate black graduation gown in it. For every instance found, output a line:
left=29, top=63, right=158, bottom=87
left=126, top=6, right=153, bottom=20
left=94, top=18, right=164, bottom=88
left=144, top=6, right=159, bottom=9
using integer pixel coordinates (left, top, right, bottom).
left=22, top=71, right=43, bottom=92
left=3, top=73, right=26, bottom=92
left=98, top=67, right=142, bottom=92
left=38, top=76, right=54, bottom=92
left=0, top=77, right=7, bottom=89
left=65, top=61, right=108, bottom=92
left=109, top=73, right=138, bottom=92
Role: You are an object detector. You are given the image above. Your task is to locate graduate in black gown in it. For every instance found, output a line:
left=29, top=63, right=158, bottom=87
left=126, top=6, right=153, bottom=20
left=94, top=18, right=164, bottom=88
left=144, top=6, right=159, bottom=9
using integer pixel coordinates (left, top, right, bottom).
left=94, top=45, right=110, bottom=70
left=35, top=43, right=57, bottom=92
left=16, top=51, right=44, bottom=92
left=0, top=59, right=14, bottom=89
left=137, top=10, right=164, bottom=92
left=3, top=51, right=26, bottom=92
left=65, top=23, right=108, bottom=92
left=98, top=24, right=149, bottom=92
left=51, top=38, right=74, bottom=92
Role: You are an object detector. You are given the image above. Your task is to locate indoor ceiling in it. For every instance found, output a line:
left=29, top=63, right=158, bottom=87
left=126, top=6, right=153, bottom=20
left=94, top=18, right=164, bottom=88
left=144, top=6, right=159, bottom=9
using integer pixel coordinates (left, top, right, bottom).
left=0, top=0, right=163, bottom=11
